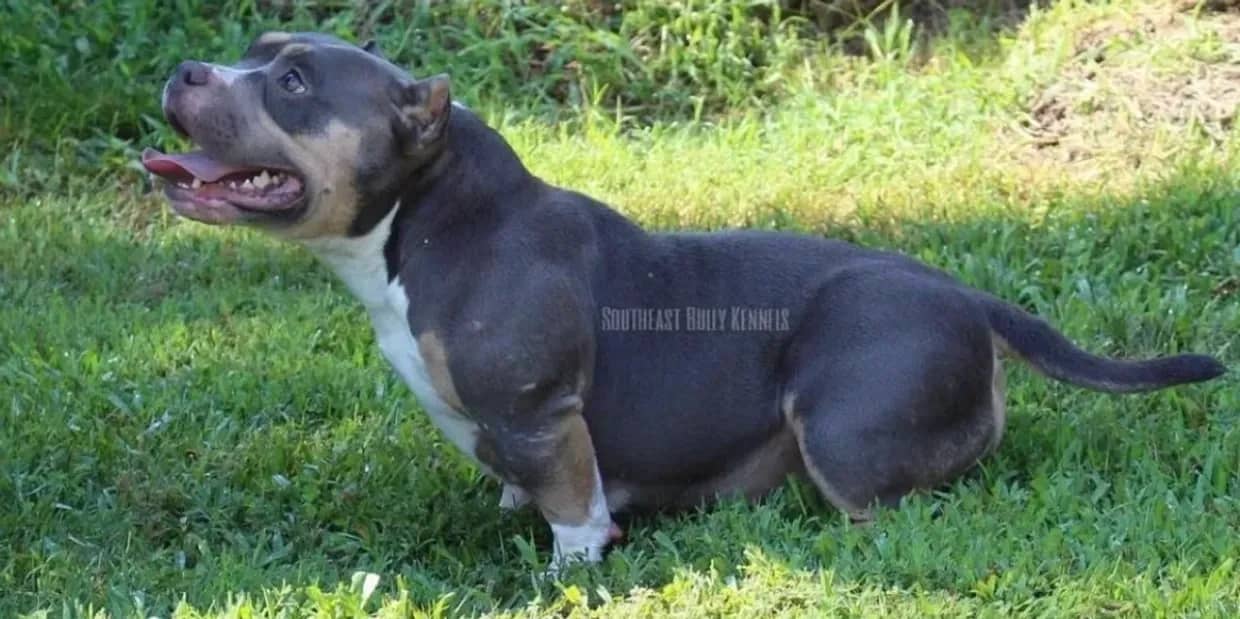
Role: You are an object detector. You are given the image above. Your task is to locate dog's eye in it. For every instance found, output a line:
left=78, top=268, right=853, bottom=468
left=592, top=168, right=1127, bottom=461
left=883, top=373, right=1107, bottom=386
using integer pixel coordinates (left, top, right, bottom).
left=279, top=69, right=306, bottom=94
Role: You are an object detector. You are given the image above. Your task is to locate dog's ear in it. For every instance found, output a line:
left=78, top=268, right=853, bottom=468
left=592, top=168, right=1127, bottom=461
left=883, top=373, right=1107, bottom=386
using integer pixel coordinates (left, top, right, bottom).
left=361, top=39, right=384, bottom=59
left=390, top=74, right=452, bottom=153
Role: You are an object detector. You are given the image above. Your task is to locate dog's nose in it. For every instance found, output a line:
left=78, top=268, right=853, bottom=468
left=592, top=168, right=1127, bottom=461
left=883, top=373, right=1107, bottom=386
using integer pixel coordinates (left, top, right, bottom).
left=176, top=60, right=211, bottom=86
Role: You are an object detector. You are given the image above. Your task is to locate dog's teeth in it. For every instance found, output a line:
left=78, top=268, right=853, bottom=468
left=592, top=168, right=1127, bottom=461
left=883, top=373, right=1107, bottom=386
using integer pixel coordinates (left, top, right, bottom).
left=191, top=178, right=202, bottom=189
left=229, top=181, right=238, bottom=189
left=241, top=179, right=254, bottom=190
left=255, top=171, right=271, bottom=188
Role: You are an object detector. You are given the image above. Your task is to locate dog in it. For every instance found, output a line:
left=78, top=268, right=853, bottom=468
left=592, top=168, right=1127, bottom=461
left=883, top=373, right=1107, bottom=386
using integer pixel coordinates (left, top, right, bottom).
left=142, top=32, right=1226, bottom=569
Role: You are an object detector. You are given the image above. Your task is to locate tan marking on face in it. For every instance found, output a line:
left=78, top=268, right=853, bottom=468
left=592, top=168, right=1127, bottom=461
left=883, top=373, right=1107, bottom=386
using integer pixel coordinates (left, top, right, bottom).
left=417, top=331, right=466, bottom=412
left=284, top=119, right=364, bottom=239
left=782, top=392, right=871, bottom=521
left=247, top=104, right=365, bottom=239
left=529, top=413, right=598, bottom=525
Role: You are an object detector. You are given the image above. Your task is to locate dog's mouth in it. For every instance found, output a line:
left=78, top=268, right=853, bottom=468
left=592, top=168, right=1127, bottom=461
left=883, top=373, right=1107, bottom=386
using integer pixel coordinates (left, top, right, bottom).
left=141, top=148, right=306, bottom=223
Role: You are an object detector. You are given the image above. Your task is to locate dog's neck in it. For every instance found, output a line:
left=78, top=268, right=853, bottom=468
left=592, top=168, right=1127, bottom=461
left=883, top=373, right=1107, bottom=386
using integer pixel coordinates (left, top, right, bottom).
left=402, top=106, right=536, bottom=225
left=306, top=105, right=539, bottom=287
left=382, top=106, right=540, bottom=275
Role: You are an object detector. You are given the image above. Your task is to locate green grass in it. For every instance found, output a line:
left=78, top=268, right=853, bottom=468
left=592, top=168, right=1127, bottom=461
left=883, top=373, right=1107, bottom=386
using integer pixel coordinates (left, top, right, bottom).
left=2, top=0, right=1239, bottom=616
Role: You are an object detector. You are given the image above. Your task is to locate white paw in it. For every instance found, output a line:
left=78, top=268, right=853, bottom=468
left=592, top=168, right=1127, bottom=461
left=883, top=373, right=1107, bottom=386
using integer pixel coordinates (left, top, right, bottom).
left=546, top=502, right=612, bottom=575
left=541, top=462, right=615, bottom=577
left=545, top=524, right=608, bottom=577
left=498, top=483, right=532, bottom=510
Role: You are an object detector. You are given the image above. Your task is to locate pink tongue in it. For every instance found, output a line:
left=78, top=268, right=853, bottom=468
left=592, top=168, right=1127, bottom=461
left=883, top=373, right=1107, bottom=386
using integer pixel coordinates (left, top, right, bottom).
left=141, top=148, right=257, bottom=183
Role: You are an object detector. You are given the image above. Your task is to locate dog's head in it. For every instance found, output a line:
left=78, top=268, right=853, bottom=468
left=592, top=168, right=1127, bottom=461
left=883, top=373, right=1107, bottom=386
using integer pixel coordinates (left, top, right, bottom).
left=142, top=32, right=450, bottom=239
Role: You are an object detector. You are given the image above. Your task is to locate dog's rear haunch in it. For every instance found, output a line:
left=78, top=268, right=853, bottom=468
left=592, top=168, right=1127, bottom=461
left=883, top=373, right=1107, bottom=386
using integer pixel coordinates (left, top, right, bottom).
left=143, top=32, right=1226, bottom=571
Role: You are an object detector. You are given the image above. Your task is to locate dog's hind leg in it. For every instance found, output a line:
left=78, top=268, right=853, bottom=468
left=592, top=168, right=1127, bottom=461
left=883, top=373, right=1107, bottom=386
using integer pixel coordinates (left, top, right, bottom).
left=783, top=275, right=1005, bottom=518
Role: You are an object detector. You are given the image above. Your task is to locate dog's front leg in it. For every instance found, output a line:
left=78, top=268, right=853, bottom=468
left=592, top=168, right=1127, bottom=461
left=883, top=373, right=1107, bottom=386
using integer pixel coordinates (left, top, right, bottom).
left=482, top=393, right=614, bottom=571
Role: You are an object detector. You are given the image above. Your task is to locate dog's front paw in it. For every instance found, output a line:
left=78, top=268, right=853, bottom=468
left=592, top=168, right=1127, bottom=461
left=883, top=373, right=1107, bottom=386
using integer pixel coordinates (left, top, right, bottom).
left=498, top=483, right=531, bottom=510
left=545, top=542, right=605, bottom=578
left=544, top=519, right=615, bottom=577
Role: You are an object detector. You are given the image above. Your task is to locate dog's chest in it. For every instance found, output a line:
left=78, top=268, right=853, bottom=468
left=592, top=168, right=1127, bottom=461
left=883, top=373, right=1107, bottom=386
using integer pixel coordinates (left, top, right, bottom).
left=304, top=208, right=482, bottom=464
left=367, top=283, right=481, bottom=463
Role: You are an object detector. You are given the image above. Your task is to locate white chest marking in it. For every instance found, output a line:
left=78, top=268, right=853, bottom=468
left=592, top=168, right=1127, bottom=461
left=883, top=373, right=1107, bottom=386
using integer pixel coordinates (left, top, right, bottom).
left=303, top=204, right=483, bottom=466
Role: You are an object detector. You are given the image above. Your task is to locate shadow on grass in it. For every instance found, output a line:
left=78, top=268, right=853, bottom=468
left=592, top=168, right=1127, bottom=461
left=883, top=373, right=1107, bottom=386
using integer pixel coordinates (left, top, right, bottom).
left=0, top=173, right=1235, bottom=615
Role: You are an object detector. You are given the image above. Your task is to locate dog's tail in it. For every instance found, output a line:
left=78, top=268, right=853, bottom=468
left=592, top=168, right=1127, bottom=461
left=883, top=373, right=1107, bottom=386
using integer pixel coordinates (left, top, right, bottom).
left=979, top=294, right=1225, bottom=393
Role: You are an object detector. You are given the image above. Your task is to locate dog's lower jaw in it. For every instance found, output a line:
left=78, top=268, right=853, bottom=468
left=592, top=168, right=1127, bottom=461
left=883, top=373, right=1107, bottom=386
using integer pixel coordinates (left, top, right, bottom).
left=546, top=464, right=613, bottom=574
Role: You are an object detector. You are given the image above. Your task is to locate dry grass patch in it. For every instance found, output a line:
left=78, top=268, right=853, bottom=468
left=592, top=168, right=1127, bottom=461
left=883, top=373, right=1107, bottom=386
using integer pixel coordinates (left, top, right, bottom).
left=1008, top=5, right=1240, bottom=182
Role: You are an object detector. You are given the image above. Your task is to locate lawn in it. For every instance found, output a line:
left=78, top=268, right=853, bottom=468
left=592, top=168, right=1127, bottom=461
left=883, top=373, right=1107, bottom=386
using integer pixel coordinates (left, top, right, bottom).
left=1, top=1, right=1238, bottom=617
